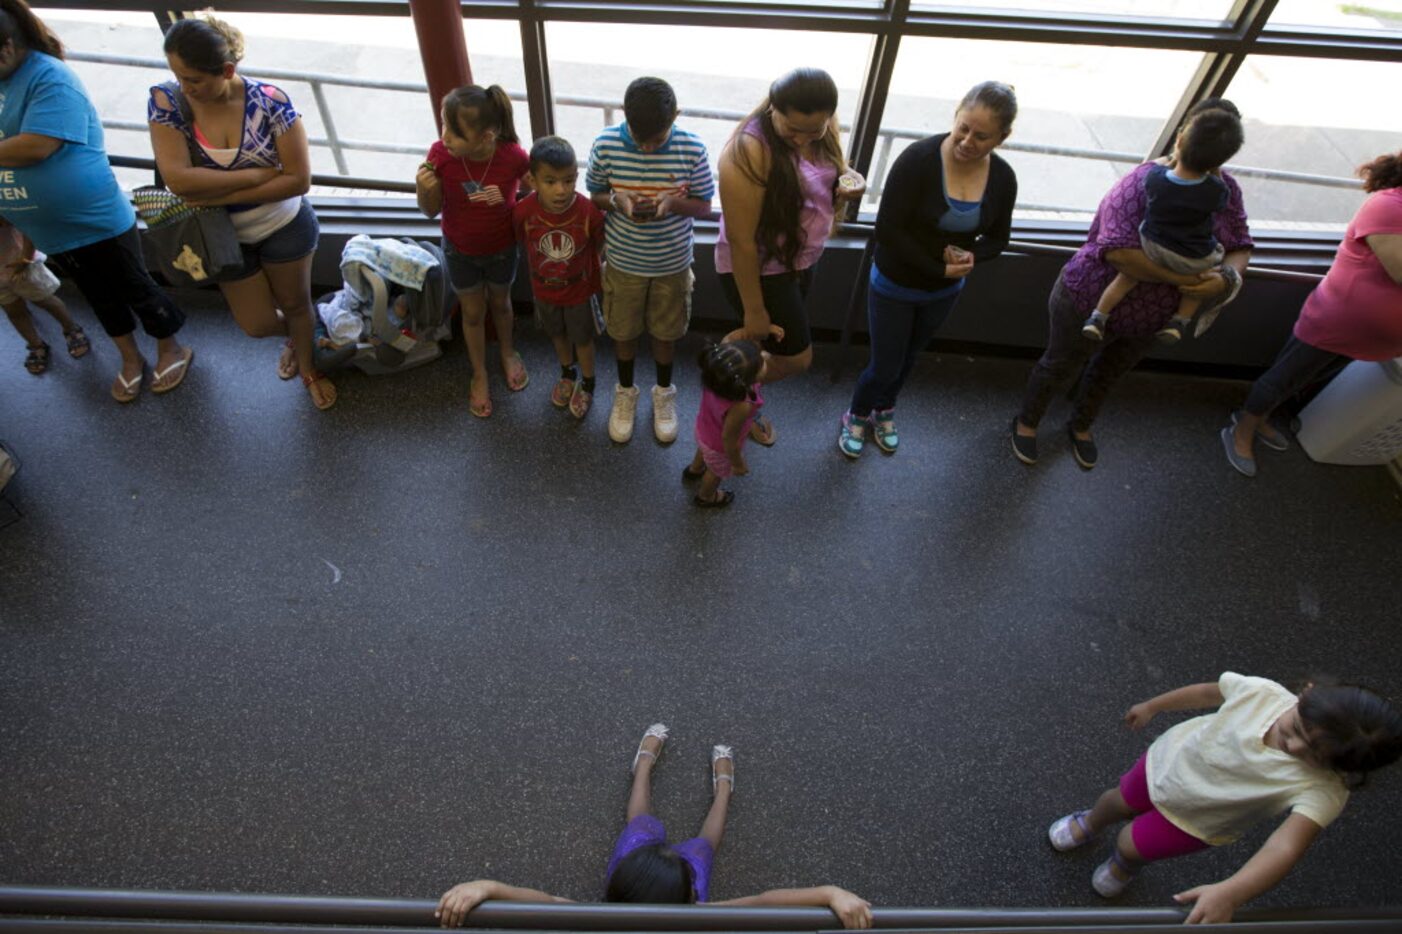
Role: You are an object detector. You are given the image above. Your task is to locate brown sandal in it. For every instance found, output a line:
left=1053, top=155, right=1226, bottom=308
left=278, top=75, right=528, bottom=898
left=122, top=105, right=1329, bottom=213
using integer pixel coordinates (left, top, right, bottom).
left=302, top=370, right=337, bottom=410
left=63, top=327, right=90, bottom=359
left=24, top=343, right=50, bottom=375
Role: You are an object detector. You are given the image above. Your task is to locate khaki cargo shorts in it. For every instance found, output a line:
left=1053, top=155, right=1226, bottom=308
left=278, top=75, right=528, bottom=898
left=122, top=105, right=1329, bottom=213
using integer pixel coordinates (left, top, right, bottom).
left=601, top=264, right=693, bottom=342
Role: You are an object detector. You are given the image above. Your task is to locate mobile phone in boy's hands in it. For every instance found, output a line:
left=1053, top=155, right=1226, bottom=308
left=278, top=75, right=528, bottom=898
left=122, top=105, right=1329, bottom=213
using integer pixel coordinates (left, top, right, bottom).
left=631, top=197, right=657, bottom=219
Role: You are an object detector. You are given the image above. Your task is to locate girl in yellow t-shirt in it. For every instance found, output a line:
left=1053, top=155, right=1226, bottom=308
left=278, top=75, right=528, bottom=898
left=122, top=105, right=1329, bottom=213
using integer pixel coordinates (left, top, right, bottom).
left=1047, top=673, right=1401, bottom=923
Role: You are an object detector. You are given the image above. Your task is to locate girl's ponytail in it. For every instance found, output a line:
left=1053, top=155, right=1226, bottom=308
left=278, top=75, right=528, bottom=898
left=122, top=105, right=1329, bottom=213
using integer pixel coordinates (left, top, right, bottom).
left=487, top=85, right=518, bottom=144
left=0, top=0, right=65, bottom=59
left=1359, top=152, right=1402, bottom=193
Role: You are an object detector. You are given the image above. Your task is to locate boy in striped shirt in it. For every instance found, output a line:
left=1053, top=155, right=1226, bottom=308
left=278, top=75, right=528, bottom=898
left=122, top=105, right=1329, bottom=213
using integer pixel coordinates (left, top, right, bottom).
left=588, top=78, right=715, bottom=444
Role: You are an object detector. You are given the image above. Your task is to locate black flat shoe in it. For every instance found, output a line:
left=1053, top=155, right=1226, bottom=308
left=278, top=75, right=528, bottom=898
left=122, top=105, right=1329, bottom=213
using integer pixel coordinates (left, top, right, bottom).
left=1011, top=417, right=1037, bottom=465
left=1067, top=424, right=1098, bottom=470
left=694, top=490, right=735, bottom=508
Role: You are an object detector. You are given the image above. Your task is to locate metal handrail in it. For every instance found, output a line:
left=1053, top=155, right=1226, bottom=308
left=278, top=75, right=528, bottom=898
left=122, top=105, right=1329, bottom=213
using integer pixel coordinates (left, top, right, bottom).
left=69, top=51, right=1364, bottom=201
left=2, top=886, right=1400, bottom=931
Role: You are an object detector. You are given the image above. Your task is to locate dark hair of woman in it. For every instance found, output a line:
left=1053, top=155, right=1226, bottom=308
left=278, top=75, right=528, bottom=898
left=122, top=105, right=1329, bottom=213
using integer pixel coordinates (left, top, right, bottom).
left=958, top=80, right=1018, bottom=138
left=442, top=84, right=519, bottom=145
left=727, top=67, right=844, bottom=271
left=163, top=15, right=244, bottom=75
left=1359, top=151, right=1402, bottom=193
left=0, top=0, right=64, bottom=59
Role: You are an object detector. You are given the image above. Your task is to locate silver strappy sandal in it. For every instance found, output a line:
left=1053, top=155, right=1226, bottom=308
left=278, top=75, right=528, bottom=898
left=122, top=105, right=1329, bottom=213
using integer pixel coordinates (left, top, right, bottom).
left=631, top=723, right=669, bottom=774
left=711, top=744, right=735, bottom=796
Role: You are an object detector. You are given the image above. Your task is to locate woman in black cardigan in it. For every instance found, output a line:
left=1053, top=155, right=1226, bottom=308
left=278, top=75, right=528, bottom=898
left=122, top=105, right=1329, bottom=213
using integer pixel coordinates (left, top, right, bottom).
left=838, top=82, right=1018, bottom=457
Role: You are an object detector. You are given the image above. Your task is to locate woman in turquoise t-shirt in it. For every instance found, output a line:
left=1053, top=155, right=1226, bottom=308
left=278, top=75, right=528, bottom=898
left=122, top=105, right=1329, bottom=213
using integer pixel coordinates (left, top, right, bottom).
left=0, top=0, right=192, bottom=401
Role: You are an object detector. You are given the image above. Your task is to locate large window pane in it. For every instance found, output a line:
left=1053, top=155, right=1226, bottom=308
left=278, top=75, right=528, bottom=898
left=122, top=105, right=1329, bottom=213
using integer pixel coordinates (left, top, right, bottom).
left=910, top=0, right=1234, bottom=21
left=1266, top=0, right=1402, bottom=36
left=868, top=37, right=1203, bottom=217
left=198, top=12, right=530, bottom=191
left=1222, top=55, right=1386, bottom=227
left=543, top=23, right=871, bottom=208
left=37, top=9, right=530, bottom=195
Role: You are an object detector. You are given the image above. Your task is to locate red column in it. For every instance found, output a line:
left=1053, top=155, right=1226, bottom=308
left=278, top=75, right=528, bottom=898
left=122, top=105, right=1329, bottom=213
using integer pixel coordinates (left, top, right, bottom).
left=409, top=0, right=472, bottom=131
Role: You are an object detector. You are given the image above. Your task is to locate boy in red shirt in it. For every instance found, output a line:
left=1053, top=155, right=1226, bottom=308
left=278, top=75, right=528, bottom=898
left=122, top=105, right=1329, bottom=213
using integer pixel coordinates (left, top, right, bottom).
left=513, top=137, right=606, bottom=418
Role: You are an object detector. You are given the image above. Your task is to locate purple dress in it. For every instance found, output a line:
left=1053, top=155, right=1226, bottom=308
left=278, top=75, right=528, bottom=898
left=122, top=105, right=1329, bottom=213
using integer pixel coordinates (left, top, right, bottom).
left=606, top=814, right=715, bottom=902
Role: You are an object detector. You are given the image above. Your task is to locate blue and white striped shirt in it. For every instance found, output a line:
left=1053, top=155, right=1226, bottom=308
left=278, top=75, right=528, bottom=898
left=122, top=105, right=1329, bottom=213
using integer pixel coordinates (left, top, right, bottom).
left=586, top=123, right=714, bottom=277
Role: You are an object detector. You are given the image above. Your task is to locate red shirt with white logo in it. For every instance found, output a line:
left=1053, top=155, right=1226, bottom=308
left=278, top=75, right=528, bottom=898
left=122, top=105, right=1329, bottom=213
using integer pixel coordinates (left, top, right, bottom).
left=512, top=192, right=605, bottom=306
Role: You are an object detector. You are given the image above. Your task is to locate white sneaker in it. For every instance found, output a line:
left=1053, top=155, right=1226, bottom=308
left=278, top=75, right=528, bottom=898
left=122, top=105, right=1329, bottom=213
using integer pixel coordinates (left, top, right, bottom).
left=652, top=384, right=679, bottom=444
left=608, top=384, right=640, bottom=443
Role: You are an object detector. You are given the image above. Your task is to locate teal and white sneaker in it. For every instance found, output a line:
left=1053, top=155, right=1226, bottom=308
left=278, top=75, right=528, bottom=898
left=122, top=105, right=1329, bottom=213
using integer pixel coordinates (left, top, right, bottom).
left=871, top=408, right=898, bottom=453
left=838, top=411, right=869, bottom=459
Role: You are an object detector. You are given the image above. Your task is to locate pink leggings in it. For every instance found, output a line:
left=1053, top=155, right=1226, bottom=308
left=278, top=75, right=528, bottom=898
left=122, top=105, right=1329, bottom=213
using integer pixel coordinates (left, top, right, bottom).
left=1119, top=753, right=1212, bottom=862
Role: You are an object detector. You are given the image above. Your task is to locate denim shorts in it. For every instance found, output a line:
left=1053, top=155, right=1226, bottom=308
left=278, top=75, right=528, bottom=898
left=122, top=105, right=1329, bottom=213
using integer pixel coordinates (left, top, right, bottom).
left=224, top=198, right=320, bottom=280
left=444, top=240, right=519, bottom=293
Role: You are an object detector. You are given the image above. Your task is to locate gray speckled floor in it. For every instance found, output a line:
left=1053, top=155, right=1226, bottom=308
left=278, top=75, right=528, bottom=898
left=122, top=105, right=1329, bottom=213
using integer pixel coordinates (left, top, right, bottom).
left=2, top=287, right=1400, bottom=915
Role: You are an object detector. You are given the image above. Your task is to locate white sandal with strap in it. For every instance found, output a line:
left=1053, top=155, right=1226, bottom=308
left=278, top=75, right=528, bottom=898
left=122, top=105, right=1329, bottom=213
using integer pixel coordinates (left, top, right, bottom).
left=1048, top=809, right=1096, bottom=851
left=711, top=744, right=735, bottom=795
left=631, top=723, right=669, bottom=775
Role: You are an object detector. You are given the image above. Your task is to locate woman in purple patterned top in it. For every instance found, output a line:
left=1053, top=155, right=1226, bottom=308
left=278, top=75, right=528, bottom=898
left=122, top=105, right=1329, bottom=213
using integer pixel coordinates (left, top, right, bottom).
left=149, top=14, right=335, bottom=411
left=1010, top=99, right=1253, bottom=470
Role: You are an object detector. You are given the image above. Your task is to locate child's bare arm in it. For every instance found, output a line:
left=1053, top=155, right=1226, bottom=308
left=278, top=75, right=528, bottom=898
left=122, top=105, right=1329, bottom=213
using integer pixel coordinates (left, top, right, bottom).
left=715, top=886, right=872, bottom=929
left=721, top=401, right=754, bottom=474
left=1173, top=812, right=1321, bottom=924
left=1125, top=682, right=1225, bottom=729
left=436, top=880, right=571, bottom=928
left=416, top=162, right=443, bottom=219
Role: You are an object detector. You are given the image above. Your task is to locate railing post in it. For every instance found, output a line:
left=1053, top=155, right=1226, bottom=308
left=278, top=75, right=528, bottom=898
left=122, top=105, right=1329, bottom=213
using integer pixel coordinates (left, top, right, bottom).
left=869, top=134, right=895, bottom=199
left=408, top=0, right=472, bottom=132
left=308, top=79, right=350, bottom=176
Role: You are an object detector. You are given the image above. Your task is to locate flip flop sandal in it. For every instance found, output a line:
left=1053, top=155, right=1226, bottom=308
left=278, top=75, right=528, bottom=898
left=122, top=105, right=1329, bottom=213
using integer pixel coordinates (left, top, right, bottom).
left=63, top=327, right=90, bottom=359
left=631, top=723, right=669, bottom=774
left=681, top=465, right=706, bottom=483
left=503, top=352, right=530, bottom=392
left=693, top=490, right=735, bottom=508
left=24, top=343, right=50, bottom=375
left=301, top=371, right=337, bottom=411
left=150, top=347, right=194, bottom=395
left=469, top=392, right=492, bottom=418
left=711, top=744, right=735, bottom=796
left=111, top=368, right=142, bottom=403
left=1048, top=809, right=1096, bottom=851
left=277, top=338, right=298, bottom=380
left=749, top=415, right=776, bottom=447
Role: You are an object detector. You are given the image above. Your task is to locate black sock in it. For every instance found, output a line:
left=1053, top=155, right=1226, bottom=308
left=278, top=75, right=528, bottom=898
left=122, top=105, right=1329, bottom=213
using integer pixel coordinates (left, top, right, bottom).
left=561, top=364, right=577, bottom=380
left=617, top=358, right=634, bottom=389
left=656, top=362, right=673, bottom=389
left=581, top=376, right=596, bottom=394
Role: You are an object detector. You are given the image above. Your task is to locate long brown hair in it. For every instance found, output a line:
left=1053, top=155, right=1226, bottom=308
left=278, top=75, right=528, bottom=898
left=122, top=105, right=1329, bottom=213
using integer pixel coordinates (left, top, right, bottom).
left=727, top=68, right=844, bottom=270
left=0, top=0, right=64, bottom=59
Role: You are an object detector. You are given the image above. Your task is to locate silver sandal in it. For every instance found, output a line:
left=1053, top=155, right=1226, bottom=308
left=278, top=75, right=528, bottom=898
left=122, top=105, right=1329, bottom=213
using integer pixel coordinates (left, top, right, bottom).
left=631, top=723, right=669, bottom=774
left=711, top=744, right=735, bottom=795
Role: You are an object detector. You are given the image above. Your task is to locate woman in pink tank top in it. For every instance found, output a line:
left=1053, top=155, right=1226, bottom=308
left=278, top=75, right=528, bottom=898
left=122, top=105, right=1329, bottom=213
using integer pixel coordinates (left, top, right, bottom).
left=716, top=68, right=865, bottom=445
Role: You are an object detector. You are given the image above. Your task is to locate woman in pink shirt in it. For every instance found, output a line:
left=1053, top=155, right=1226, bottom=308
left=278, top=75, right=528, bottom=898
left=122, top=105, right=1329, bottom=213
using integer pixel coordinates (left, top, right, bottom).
left=1224, top=151, right=1402, bottom=477
left=716, top=68, right=864, bottom=444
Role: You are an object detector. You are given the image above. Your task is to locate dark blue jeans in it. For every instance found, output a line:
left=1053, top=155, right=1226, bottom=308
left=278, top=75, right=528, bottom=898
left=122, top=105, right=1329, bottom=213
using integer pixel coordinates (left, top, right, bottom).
left=1243, top=334, right=1345, bottom=416
left=849, top=282, right=962, bottom=417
